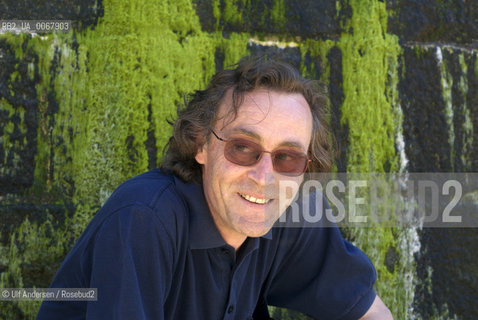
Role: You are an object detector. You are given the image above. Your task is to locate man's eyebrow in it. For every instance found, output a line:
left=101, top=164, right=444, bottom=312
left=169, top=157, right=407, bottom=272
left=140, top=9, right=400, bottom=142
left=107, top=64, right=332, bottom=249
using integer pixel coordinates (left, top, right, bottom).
left=229, top=128, right=308, bottom=151
left=279, top=140, right=307, bottom=151
left=229, top=128, right=261, bottom=140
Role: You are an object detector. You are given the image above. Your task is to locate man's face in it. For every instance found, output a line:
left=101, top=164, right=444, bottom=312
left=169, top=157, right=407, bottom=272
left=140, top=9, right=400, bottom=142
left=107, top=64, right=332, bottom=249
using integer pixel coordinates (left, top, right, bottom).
left=195, top=89, right=313, bottom=247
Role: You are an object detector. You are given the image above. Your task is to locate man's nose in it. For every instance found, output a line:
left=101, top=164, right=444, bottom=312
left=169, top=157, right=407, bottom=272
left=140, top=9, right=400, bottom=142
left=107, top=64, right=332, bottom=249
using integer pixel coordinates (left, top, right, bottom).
left=247, top=152, right=276, bottom=185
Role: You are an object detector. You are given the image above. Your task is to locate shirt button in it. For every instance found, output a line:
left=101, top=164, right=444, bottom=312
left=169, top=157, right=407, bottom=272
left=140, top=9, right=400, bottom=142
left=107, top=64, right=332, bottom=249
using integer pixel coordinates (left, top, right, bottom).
left=227, top=305, right=234, bottom=313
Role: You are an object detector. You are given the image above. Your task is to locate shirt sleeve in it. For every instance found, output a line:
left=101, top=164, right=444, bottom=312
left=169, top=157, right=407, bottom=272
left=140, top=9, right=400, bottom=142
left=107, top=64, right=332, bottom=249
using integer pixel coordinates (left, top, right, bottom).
left=85, top=204, right=175, bottom=319
left=36, top=203, right=176, bottom=320
left=266, top=196, right=377, bottom=320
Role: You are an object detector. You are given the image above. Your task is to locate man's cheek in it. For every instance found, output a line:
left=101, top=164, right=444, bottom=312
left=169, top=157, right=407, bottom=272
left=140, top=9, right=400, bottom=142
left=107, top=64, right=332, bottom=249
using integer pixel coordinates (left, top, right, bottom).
left=278, top=179, right=301, bottom=213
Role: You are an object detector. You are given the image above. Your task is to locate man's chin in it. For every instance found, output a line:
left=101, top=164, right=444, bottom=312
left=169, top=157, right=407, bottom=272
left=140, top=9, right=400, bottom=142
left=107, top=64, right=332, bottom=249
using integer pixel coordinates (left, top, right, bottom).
left=232, top=209, right=279, bottom=237
left=240, top=222, right=274, bottom=238
left=245, top=231, right=267, bottom=238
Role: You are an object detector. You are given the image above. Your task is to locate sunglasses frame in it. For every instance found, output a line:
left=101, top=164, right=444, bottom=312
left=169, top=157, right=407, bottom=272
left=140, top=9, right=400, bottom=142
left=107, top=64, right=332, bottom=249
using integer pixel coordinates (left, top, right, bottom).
left=210, top=129, right=311, bottom=176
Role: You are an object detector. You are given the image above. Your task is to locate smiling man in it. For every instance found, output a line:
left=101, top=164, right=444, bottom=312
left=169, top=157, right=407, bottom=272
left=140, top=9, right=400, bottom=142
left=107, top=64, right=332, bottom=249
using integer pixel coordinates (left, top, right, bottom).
left=195, top=89, right=313, bottom=249
left=37, top=57, right=392, bottom=319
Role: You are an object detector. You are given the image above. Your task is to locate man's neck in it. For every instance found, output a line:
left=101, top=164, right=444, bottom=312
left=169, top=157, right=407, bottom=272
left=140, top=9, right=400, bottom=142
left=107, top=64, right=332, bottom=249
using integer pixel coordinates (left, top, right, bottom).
left=221, top=233, right=247, bottom=251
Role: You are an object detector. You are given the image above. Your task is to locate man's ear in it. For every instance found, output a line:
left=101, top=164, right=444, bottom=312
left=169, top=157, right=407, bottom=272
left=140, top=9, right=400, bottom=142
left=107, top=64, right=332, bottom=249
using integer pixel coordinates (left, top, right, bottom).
left=195, top=142, right=206, bottom=165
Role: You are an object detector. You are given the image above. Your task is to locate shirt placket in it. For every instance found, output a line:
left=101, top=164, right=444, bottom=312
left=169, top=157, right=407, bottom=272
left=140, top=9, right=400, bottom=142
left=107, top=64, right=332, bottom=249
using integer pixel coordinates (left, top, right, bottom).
left=221, top=238, right=260, bottom=320
left=219, top=245, right=237, bottom=320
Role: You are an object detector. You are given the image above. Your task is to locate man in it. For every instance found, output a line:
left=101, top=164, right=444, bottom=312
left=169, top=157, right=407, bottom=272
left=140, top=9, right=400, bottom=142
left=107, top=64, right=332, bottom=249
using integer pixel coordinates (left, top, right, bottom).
left=37, top=57, right=392, bottom=319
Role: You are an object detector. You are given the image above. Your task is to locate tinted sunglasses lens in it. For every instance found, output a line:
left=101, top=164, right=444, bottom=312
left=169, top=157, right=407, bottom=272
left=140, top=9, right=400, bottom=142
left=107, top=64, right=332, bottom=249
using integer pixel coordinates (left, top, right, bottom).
left=224, top=139, right=262, bottom=166
left=272, top=151, right=308, bottom=176
left=225, top=139, right=308, bottom=176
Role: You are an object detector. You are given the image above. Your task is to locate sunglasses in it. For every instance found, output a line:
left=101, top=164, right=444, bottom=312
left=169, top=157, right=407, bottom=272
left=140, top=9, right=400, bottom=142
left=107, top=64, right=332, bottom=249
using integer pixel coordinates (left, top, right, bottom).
left=210, top=129, right=310, bottom=176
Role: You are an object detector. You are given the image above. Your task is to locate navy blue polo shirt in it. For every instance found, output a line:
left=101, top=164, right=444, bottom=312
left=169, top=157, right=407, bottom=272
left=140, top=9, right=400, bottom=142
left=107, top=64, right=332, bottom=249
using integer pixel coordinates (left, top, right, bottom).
left=37, top=169, right=376, bottom=320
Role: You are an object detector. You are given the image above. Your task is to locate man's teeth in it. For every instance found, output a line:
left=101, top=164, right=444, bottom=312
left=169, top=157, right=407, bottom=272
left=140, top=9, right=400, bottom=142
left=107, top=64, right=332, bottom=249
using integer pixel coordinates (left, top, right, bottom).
left=240, top=193, right=270, bottom=204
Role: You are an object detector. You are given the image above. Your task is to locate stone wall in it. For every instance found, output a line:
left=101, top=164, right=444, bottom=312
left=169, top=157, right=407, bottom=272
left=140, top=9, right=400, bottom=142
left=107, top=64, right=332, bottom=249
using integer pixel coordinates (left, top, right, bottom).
left=0, top=0, right=476, bottom=319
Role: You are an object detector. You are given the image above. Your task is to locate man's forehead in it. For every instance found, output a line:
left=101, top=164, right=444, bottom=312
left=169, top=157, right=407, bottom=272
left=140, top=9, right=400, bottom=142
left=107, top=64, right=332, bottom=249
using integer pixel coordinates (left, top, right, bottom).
left=213, top=89, right=313, bottom=150
left=216, top=88, right=309, bottom=128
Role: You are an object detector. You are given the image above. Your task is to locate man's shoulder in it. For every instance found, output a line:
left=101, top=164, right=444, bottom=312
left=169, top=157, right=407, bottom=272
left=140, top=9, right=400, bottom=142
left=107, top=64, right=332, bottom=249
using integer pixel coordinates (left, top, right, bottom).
left=46, top=171, right=193, bottom=296
left=84, top=169, right=197, bottom=237
left=105, top=169, right=185, bottom=210
left=78, top=170, right=195, bottom=249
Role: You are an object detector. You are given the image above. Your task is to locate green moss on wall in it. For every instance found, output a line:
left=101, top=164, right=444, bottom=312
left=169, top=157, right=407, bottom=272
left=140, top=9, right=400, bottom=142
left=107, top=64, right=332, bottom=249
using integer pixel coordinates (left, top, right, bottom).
left=335, top=0, right=408, bottom=318
left=436, top=47, right=475, bottom=171
left=223, top=0, right=244, bottom=27
left=299, top=39, right=336, bottom=82
left=338, top=1, right=399, bottom=173
left=0, top=35, right=36, bottom=188
left=0, top=98, right=17, bottom=177
left=439, top=49, right=456, bottom=170
left=457, top=52, right=473, bottom=169
left=0, top=216, right=68, bottom=318
left=211, top=0, right=221, bottom=30
left=57, top=0, right=218, bottom=235
left=270, top=0, right=286, bottom=31
left=219, top=32, right=251, bottom=68
left=476, top=56, right=478, bottom=78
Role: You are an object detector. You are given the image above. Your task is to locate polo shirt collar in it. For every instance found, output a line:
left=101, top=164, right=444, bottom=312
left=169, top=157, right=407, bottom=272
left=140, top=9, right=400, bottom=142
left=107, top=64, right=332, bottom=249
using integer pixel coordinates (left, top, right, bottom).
left=173, top=176, right=272, bottom=250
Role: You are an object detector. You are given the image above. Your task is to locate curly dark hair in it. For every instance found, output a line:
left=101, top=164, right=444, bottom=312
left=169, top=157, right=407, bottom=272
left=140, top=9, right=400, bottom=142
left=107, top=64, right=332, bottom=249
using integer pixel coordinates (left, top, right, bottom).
left=161, top=56, right=332, bottom=183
